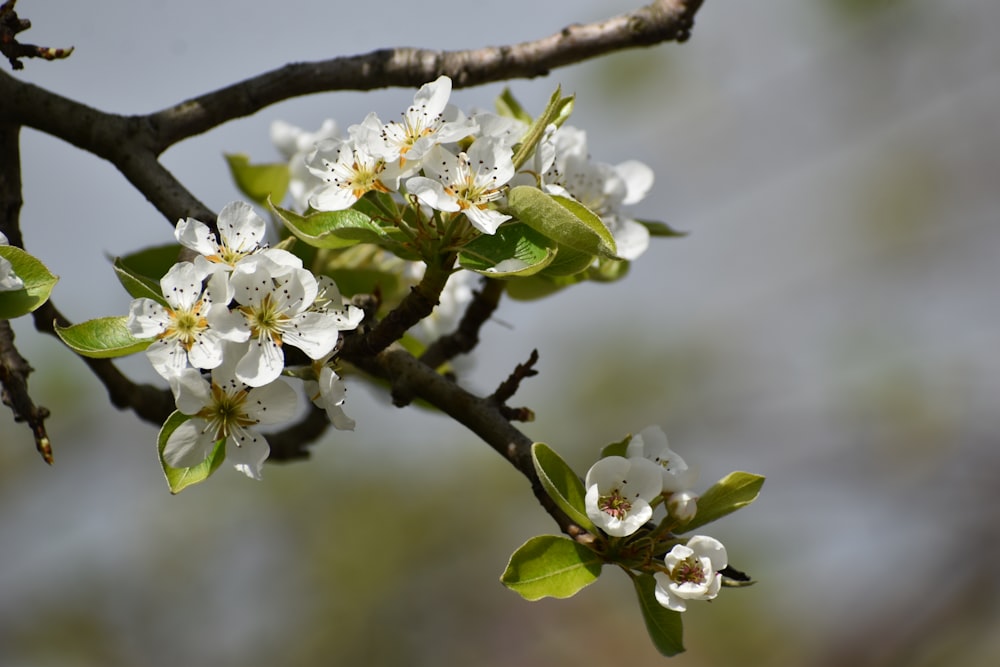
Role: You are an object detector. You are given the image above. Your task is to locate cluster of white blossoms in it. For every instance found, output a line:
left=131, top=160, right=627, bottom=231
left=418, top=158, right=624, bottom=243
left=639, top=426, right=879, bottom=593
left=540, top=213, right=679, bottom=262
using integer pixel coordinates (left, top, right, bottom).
left=584, top=425, right=728, bottom=612
left=125, top=202, right=363, bottom=479
left=274, top=75, right=655, bottom=253
left=0, top=232, right=25, bottom=292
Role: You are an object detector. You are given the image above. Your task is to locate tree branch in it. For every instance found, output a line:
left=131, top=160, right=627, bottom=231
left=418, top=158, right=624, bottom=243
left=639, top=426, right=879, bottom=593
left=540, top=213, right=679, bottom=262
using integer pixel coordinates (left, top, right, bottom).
left=419, top=276, right=504, bottom=369
left=147, top=0, right=701, bottom=147
left=345, top=343, right=591, bottom=541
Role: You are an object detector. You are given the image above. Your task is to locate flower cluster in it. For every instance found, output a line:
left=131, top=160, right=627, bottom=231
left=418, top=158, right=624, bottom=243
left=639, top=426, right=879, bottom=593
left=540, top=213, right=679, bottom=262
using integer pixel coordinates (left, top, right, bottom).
left=0, top=232, right=24, bottom=291
left=126, top=202, right=363, bottom=479
left=584, top=426, right=728, bottom=612
left=275, top=75, right=654, bottom=256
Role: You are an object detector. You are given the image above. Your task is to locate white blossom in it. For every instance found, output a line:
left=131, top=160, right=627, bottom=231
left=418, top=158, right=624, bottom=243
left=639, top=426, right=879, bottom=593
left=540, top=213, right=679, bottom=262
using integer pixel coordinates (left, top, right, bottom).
left=305, top=363, right=355, bottom=430
left=405, top=137, right=515, bottom=234
left=271, top=118, right=340, bottom=210
left=164, top=363, right=298, bottom=480
left=584, top=455, right=664, bottom=537
left=306, top=136, right=405, bottom=211
left=542, top=127, right=654, bottom=260
left=216, top=255, right=346, bottom=387
left=177, top=202, right=265, bottom=270
left=654, top=535, right=728, bottom=612
left=126, top=261, right=238, bottom=379
left=626, top=425, right=697, bottom=493
left=377, top=75, right=476, bottom=165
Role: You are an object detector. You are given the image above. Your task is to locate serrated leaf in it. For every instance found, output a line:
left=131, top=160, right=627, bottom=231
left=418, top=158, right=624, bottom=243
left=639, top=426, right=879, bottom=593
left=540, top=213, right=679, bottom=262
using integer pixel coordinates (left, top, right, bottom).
left=157, top=411, right=227, bottom=494
left=637, top=219, right=688, bottom=238
left=678, top=471, right=766, bottom=532
left=501, top=535, right=602, bottom=600
left=0, top=245, right=58, bottom=319
left=458, top=222, right=556, bottom=276
left=506, top=187, right=617, bottom=258
left=55, top=316, right=153, bottom=358
left=226, top=153, right=290, bottom=205
left=113, top=257, right=165, bottom=304
left=531, top=442, right=596, bottom=532
left=633, top=573, right=685, bottom=657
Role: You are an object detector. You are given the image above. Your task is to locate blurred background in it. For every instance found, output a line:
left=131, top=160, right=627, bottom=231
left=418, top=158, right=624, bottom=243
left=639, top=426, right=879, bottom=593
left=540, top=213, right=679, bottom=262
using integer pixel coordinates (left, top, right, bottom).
left=2, top=0, right=999, bottom=664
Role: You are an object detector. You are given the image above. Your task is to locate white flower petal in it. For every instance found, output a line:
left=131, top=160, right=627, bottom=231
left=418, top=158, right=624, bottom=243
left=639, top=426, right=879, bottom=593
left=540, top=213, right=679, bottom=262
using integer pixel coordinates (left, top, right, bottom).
left=175, top=218, right=218, bottom=257
left=164, top=419, right=218, bottom=468
left=126, top=298, right=168, bottom=338
left=236, top=336, right=284, bottom=387
left=282, top=312, right=341, bottom=359
left=217, top=201, right=266, bottom=254
left=225, top=429, right=270, bottom=480
left=244, top=379, right=299, bottom=425
left=406, top=176, right=460, bottom=212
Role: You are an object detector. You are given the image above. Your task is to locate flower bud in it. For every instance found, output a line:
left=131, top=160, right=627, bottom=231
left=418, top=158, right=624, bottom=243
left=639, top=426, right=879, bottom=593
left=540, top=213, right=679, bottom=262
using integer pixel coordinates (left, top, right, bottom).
left=667, top=490, right=699, bottom=523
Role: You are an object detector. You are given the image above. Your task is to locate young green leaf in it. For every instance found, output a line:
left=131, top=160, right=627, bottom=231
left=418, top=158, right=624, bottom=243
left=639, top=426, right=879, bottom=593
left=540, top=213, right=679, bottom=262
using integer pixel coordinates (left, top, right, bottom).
left=531, top=442, right=596, bottom=532
left=678, top=471, right=766, bottom=532
left=55, top=316, right=153, bottom=359
left=157, top=411, right=227, bottom=494
left=500, top=535, right=602, bottom=600
left=538, top=245, right=596, bottom=277
left=113, top=257, right=166, bottom=305
left=599, top=434, right=632, bottom=459
left=0, top=245, right=58, bottom=319
left=633, top=573, right=685, bottom=657
left=636, top=219, right=688, bottom=238
left=269, top=200, right=416, bottom=258
left=495, top=87, right=533, bottom=125
left=225, top=153, right=290, bottom=205
left=507, top=186, right=617, bottom=258
left=458, top=222, right=556, bottom=276
left=510, top=88, right=575, bottom=171
left=115, top=243, right=182, bottom=281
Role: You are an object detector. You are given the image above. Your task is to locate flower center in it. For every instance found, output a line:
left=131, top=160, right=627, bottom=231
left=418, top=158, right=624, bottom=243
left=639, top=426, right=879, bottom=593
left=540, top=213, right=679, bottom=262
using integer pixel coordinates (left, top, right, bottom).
left=241, top=293, right=288, bottom=342
left=671, top=556, right=708, bottom=585
left=198, top=382, right=257, bottom=441
left=597, top=488, right=632, bottom=521
left=163, top=302, right=209, bottom=350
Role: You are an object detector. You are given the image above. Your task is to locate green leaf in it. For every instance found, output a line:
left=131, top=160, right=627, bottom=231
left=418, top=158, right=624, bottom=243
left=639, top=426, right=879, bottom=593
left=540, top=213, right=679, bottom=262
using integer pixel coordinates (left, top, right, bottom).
left=495, top=88, right=533, bottom=125
left=679, top=471, right=766, bottom=532
left=0, top=245, right=59, bottom=319
left=225, top=153, right=290, bottom=205
left=157, top=411, right=227, bottom=494
left=599, top=434, right=632, bottom=459
left=116, top=243, right=182, bottom=280
left=270, top=200, right=416, bottom=258
left=538, top=245, right=596, bottom=277
left=503, top=273, right=579, bottom=301
left=501, top=535, right=602, bottom=600
left=633, top=573, right=685, bottom=657
left=531, top=442, right=596, bottom=532
left=510, top=88, right=574, bottom=171
left=506, top=186, right=617, bottom=258
left=113, top=256, right=165, bottom=304
left=637, top=219, right=688, bottom=238
left=458, top=222, right=556, bottom=276
left=55, top=316, right=153, bottom=358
